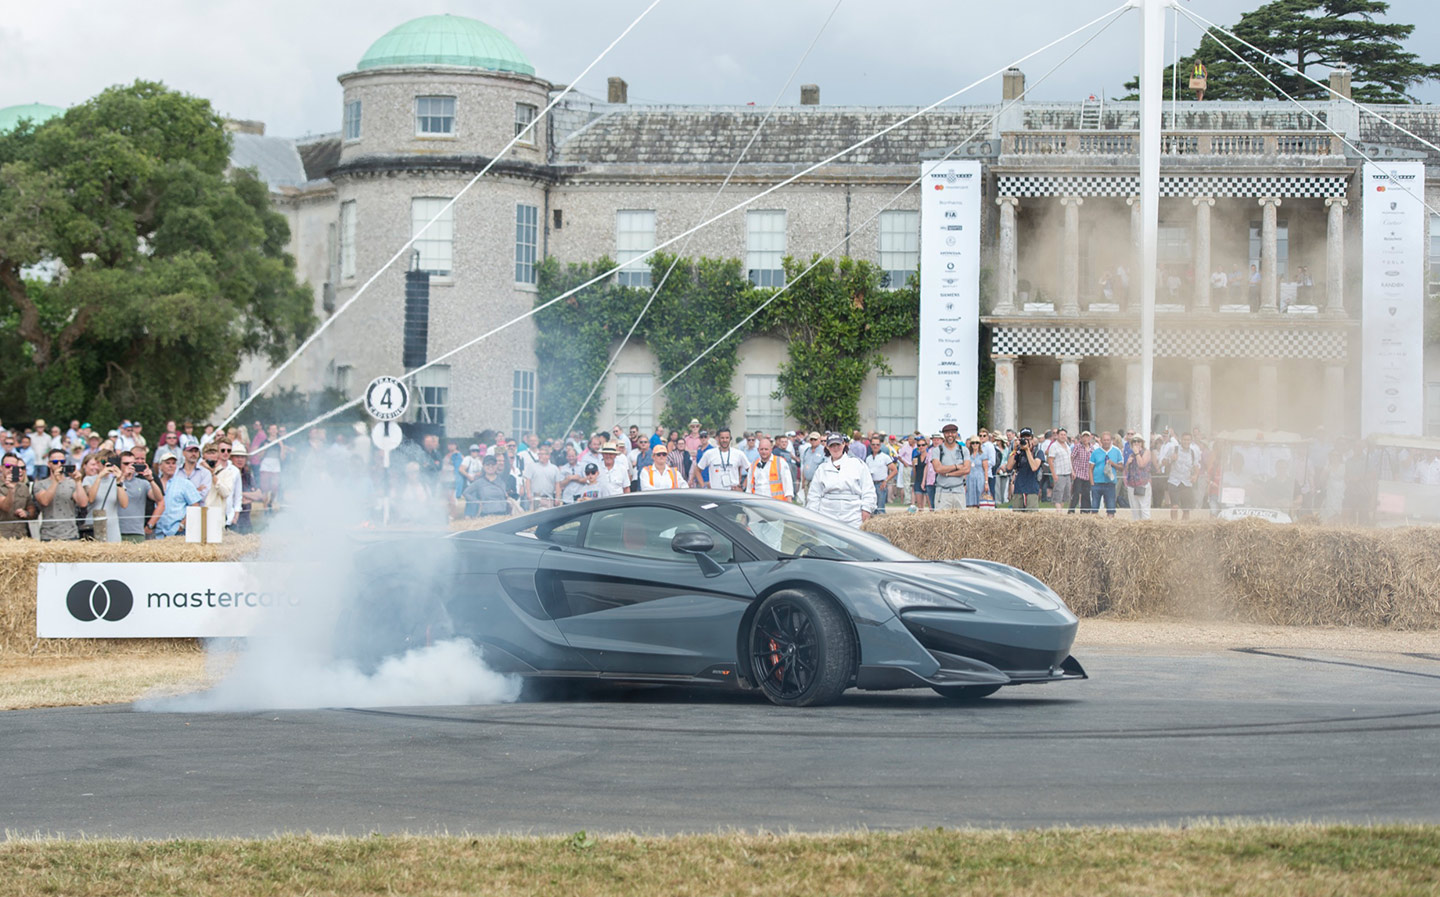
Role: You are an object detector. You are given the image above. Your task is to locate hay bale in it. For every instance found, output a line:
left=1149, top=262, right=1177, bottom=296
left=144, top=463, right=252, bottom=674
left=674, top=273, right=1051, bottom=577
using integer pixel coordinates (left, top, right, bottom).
left=866, top=512, right=1440, bottom=629
left=0, top=537, right=258, bottom=657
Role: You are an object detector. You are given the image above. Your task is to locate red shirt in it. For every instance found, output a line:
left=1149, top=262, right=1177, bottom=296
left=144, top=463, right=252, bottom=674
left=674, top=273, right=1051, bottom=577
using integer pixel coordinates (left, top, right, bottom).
left=1071, top=442, right=1093, bottom=481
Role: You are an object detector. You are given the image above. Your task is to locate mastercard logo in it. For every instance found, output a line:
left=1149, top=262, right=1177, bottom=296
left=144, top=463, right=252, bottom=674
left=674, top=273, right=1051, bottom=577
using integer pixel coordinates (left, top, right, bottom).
left=66, top=579, right=134, bottom=623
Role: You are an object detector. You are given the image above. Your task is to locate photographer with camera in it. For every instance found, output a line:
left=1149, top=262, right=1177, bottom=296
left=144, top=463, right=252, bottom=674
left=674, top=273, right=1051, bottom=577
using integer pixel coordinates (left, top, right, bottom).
left=36, top=449, right=88, bottom=541
left=117, top=451, right=157, bottom=542
left=1005, top=427, right=1044, bottom=510
left=0, top=452, right=37, bottom=538
left=82, top=451, right=128, bottom=542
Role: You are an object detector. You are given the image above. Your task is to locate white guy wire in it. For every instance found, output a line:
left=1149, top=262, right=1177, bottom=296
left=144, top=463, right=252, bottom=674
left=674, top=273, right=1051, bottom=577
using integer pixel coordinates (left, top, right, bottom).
left=217, top=0, right=667, bottom=433
left=1181, top=4, right=1440, bottom=161
left=275, top=3, right=1133, bottom=447
left=613, top=5, right=1131, bottom=427
left=561, top=0, right=846, bottom=438
left=1175, top=4, right=1440, bottom=220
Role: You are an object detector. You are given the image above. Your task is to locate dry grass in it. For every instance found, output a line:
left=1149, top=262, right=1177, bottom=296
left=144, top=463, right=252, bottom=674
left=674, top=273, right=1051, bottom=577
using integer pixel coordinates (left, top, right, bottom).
left=0, top=651, right=214, bottom=710
left=0, top=825, right=1435, bottom=897
left=866, top=513, right=1440, bottom=629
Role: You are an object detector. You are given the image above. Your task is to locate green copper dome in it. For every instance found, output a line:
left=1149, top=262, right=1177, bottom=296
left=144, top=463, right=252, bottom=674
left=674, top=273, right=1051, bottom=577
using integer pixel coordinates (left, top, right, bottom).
left=0, top=103, right=64, bottom=132
left=358, top=15, right=535, bottom=75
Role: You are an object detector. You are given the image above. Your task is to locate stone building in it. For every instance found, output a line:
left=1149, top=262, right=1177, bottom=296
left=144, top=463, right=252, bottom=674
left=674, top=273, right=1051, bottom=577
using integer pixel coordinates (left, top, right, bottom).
left=214, top=14, right=1440, bottom=439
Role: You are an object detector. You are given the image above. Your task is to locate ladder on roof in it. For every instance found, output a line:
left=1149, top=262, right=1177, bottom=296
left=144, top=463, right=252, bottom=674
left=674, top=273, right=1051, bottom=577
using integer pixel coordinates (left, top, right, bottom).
left=1080, top=94, right=1103, bottom=130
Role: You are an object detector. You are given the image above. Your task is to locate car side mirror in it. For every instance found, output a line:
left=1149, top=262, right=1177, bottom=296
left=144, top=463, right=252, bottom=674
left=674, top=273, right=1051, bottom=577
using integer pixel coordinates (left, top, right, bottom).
left=671, top=531, right=724, bottom=577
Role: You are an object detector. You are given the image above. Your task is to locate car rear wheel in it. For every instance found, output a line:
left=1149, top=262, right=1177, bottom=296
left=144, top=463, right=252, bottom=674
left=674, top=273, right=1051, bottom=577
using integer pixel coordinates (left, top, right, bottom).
left=931, top=684, right=1003, bottom=700
left=748, top=590, right=854, bottom=707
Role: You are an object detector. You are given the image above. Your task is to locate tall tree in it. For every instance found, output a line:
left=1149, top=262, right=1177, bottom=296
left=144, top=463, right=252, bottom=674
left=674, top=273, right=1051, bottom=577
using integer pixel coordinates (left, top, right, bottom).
left=0, top=81, right=316, bottom=427
left=1121, top=0, right=1440, bottom=103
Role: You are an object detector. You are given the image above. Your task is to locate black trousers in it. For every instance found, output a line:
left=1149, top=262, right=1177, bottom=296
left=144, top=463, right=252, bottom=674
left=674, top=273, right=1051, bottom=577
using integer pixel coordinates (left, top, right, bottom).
left=1068, top=479, right=1092, bottom=513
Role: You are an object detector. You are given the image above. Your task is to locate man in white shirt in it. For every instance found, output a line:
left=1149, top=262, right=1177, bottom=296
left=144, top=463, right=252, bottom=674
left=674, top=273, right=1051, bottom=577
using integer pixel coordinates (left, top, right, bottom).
left=598, top=443, right=631, bottom=497
left=1161, top=430, right=1204, bottom=519
left=691, top=427, right=747, bottom=490
left=865, top=438, right=896, bottom=514
left=747, top=436, right=794, bottom=501
left=523, top=444, right=562, bottom=509
left=1047, top=429, right=1073, bottom=510
left=640, top=445, right=687, bottom=491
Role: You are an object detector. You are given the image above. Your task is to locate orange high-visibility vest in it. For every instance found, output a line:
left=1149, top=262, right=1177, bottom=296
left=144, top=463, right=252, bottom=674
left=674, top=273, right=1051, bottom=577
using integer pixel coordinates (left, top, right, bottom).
left=750, top=456, right=790, bottom=501
left=646, top=466, right=681, bottom=488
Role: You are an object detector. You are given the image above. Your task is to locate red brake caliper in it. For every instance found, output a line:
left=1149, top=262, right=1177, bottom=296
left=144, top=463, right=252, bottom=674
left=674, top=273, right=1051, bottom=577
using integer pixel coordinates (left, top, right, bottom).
left=768, top=638, right=784, bottom=681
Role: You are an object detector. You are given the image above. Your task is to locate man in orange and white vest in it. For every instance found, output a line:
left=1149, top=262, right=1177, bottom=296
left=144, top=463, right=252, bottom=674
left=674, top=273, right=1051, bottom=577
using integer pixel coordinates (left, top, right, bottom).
left=747, top=436, right=794, bottom=501
left=640, top=444, right=687, bottom=491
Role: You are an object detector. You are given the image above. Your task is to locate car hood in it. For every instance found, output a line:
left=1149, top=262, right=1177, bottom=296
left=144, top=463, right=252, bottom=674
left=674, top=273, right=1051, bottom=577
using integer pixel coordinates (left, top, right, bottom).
left=859, top=560, right=1068, bottom=612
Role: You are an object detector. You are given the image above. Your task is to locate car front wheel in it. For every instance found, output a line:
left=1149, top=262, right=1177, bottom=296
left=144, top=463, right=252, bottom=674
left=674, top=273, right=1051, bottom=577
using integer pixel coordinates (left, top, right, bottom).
left=748, top=590, right=854, bottom=707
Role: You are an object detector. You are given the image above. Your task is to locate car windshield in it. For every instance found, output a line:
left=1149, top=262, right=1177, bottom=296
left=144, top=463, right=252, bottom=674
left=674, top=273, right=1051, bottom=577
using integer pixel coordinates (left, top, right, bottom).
left=711, top=499, right=916, bottom=562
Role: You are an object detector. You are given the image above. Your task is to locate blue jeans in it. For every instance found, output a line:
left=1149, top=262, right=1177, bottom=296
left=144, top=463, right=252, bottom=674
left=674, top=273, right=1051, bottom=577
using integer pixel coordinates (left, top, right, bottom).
left=1091, top=481, right=1117, bottom=516
left=874, top=480, right=887, bottom=513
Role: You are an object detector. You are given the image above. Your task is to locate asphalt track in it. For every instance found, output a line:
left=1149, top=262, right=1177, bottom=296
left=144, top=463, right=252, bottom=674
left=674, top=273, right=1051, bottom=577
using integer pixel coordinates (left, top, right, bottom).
left=4, top=645, right=1439, bottom=838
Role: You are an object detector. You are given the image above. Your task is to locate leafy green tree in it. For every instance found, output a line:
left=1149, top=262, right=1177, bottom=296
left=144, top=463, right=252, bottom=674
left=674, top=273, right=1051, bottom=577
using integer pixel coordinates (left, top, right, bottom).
left=0, top=81, right=315, bottom=428
left=1121, top=0, right=1440, bottom=102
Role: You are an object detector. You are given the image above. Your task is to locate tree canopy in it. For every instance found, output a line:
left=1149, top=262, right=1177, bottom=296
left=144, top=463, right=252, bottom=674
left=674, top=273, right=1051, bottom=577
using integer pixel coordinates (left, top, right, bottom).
left=0, top=81, right=316, bottom=428
left=1121, top=0, right=1440, bottom=103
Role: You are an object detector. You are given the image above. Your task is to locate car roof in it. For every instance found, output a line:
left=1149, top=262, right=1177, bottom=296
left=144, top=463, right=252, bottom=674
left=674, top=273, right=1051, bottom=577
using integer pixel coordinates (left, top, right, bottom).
left=473, top=489, right=761, bottom=536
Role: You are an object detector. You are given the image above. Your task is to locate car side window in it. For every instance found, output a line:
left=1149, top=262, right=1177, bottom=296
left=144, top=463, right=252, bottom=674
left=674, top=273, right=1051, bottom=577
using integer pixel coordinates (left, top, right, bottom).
left=537, top=516, right=583, bottom=547
left=581, top=506, right=734, bottom=563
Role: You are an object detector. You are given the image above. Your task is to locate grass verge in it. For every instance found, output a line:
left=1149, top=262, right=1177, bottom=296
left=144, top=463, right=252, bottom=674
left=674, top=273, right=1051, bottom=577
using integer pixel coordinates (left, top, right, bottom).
left=0, top=825, right=1437, bottom=897
left=0, top=651, right=209, bottom=711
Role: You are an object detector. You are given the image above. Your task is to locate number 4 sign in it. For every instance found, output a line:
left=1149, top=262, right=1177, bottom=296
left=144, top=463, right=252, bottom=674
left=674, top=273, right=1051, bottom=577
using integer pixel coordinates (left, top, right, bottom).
left=364, top=376, right=410, bottom=422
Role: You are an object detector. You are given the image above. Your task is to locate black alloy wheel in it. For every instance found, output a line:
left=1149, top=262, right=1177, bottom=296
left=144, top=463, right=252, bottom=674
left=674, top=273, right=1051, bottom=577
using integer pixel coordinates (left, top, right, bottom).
left=748, top=589, right=854, bottom=707
left=931, top=684, right=1003, bottom=700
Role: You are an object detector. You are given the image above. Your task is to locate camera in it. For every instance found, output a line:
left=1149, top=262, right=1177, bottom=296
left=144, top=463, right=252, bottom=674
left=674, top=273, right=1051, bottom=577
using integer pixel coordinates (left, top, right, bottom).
left=133, top=461, right=147, bottom=473
left=61, top=463, right=77, bottom=476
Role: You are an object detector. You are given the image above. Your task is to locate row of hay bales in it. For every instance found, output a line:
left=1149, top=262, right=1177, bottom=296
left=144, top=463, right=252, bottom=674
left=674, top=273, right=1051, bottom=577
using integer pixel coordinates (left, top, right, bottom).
left=865, top=513, right=1440, bottom=629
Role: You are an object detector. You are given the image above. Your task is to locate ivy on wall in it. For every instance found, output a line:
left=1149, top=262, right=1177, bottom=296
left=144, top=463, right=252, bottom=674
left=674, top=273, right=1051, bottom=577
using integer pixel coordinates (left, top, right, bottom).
left=534, top=254, right=923, bottom=437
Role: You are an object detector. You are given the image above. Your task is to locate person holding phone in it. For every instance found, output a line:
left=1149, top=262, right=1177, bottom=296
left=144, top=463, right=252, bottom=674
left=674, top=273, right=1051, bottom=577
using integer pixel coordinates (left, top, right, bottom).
left=117, top=451, right=156, bottom=542
left=36, top=449, right=89, bottom=541
left=0, top=452, right=37, bottom=538
left=83, top=452, right=129, bottom=543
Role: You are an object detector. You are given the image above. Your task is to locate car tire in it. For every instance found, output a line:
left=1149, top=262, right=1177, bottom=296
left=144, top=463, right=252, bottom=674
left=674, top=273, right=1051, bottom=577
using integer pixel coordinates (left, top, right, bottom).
left=931, top=684, right=1003, bottom=700
left=748, top=589, right=854, bottom=707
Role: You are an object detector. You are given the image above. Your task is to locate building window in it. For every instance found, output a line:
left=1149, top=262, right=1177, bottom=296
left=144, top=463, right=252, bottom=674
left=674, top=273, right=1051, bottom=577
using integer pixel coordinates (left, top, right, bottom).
left=616, top=210, right=655, bottom=288
left=1427, top=382, right=1440, bottom=438
left=745, top=374, right=786, bottom=433
left=878, top=210, right=919, bottom=289
left=415, top=96, right=455, bottom=135
left=1157, top=224, right=1190, bottom=263
left=615, top=373, right=654, bottom=430
left=343, top=99, right=361, bottom=141
left=512, top=370, right=536, bottom=433
left=339, top=201, right=356, bottom=279
left=235, top=382, right=252, bottom=403
left=515, top=204, right=539, bottom=284
left=1248, top=219, right=1290, bottom=278
left=1051, top=380, right=1096, bottom=435
left=746, top=210, right=786, bottom=287
left=876, top=376, right=917, bottom=434
left=411, top=197, right=454, bottom=277
left=416, top=365, right=450, bottom=427
left=334, top=364, right=353, bottom=396
left=515, top=103, right=538, bottom=144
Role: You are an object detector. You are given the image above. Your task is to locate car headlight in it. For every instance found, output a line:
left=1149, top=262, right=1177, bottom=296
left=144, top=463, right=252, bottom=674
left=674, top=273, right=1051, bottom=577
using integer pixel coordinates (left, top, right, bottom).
left=881, top=581, right=975, bottom=614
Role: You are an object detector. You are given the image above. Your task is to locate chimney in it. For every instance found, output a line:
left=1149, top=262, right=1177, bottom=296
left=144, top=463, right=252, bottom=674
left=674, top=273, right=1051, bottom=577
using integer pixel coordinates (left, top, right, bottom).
left=800, top=84, right=820, bottom=105
left=1329, top=64, right=1352, bottom=99
left=607, top=76, right=628, bottom=104
left=1002, top=68, right=1026, bottom=101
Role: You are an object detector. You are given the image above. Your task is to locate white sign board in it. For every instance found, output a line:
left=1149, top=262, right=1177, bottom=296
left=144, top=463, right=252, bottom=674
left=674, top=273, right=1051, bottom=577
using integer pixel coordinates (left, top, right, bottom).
left=37, top=563, right=294, bottom=638
left=1362, top=161, right=1426, bottom=436
left=364, top=375, right=410, bottom=422
left=917, top=160, right=982, bottom=435
left=184, top=506, right=224, bottom=543
left=371, top=420, right=404, bottom=452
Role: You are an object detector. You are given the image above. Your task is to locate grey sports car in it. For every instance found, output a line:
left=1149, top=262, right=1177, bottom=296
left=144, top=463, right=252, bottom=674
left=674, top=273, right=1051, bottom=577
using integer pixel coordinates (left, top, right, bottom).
left=353, top=490, right=1086, bottom=707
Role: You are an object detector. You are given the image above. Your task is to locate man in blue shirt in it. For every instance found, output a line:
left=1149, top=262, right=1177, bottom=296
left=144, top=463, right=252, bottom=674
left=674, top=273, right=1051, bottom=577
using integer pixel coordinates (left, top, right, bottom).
left=150, top=454, right=205, bottom=538
left=1089, top=431, right=1125, bottom=517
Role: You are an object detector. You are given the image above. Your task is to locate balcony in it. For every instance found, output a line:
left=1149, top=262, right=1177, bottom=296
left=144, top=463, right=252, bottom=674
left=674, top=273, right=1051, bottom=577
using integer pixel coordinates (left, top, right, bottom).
left=1001, top=130, right=1343, bottom=159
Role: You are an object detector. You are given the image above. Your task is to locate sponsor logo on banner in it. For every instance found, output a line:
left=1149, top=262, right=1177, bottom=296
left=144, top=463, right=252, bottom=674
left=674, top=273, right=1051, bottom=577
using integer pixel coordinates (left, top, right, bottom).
left=37, top=563, right=301, bottom=638
left=918, top=160, right=981, bottom=433
left=1361, top=161, right=1425, bottom=436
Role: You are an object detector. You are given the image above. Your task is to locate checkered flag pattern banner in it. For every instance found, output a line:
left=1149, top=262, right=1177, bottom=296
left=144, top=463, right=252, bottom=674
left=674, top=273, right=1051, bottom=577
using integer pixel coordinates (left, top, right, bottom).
left=997, top=174, right=1349, bottom=199
left=992, top=324, right=1348, bottom=360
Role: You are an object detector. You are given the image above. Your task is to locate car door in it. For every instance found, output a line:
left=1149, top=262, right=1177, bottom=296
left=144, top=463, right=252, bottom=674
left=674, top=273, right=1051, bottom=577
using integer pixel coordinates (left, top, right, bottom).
left=537, top=503, right=755, bottom=676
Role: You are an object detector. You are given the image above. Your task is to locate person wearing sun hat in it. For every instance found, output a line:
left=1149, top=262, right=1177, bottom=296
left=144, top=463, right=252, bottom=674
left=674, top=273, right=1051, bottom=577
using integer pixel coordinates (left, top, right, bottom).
left=640, top=443, right=686, bottom=491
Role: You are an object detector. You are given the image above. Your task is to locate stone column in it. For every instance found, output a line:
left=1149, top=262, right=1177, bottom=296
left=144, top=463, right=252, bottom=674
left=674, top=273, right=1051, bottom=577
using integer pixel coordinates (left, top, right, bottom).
left=1125, top=360, right=1143, bottom=435
left=1258, top=362, right=1279, bottom=430
left=1259, top=198, right=1282, bottom=313
left=1125, top=196, right=1141, bottom=309
left=1058, top=355, right=1082, bottom=434
left=1324, top=197, right=1348, bottom=316
left=1060, top=196, right=1083, bottom=315
left=992, top=354, right=1018, bottom=434
left=1324, top=362, right=1345, bottom=435
left=994, top=197, right=1019, bottom=314
left=1192, top=197, right=1215, bottom=311
left=1190, top=360, right=1212, bottom=435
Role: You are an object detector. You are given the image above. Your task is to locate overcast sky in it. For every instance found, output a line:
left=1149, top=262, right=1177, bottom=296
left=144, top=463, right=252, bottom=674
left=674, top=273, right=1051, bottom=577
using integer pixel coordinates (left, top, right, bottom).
left=5, top=0, right=1439, bottom=138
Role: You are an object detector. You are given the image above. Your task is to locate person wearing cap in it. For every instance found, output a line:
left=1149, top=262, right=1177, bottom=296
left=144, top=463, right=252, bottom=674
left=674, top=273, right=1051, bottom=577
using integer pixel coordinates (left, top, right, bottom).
left=226, top=442, right=265, bottom=532
left=640, top=444, right=687, bottom=491
left=114, top=421, right=137, bottom=454
left=1005, top=427, right=1045, bottom=510
left=930, top=424, right=971, bottom=511
left=598, top=443, right=631, bottom=497
left=1122, top=434, right=1154, bottom=520
left=747, top=436, right=794, bottom=502
left=806, top=433, right=875, bottom=527
left=798, top=431, right=825, bottom=499
left=692, top=427, right=746, bottom=491
left=148, top=451, right=204, bottom=539
left=575, top=463, right=605, bottom=502
left=179, top=442, right=213, bottom=495
left=462, top=455, right=512, bottom=516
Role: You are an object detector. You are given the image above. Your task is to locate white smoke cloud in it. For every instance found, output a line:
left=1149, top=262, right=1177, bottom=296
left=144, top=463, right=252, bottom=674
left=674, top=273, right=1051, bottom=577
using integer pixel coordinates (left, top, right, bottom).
left=138, top=435, right=520, bottom=712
